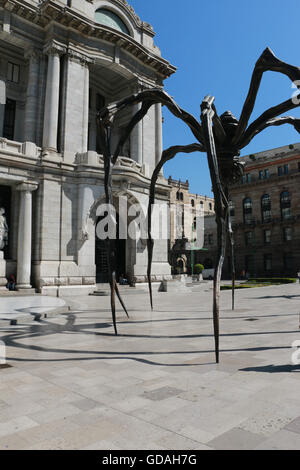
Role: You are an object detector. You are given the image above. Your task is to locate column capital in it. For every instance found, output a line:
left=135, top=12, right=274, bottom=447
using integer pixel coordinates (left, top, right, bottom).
left=43, top=40, right=66, bottom=57
left=66, top=47, right=95, bottom=67
left=16, top=182, right=38, bottom=193
left=24, top=48, right=42, bottom=62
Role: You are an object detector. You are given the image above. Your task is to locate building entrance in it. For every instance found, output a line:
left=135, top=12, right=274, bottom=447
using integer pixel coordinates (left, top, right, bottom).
left=95, top=212, right=126, bottom=283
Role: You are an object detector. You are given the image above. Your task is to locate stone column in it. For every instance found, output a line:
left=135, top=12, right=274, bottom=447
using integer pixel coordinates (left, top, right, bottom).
left=42, top=42, right=65, bottom=152
left=24, top=50, right=40, bottom=143
left=130, top=102, right=143, bottom=164
left=61, top=49, right=93, bottom=162
left=155, top=103, right=163, bottom=166
left=82, top=63, right=89, bottom=153
left=0, top=78, right=5, bottom=138
left=16, top=183, right=38, bottom=289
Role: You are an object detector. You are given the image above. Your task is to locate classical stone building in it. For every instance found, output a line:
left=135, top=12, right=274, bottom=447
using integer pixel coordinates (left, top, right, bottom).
left=167, top=177, right=215, bottom=274
left=0, top=0, right=176, bottom=294
left=229, top=143, right=300, bottom=278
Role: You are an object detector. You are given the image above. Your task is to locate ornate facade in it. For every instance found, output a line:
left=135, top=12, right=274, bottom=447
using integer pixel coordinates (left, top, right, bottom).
left=0, top=0, right=176, bottom=294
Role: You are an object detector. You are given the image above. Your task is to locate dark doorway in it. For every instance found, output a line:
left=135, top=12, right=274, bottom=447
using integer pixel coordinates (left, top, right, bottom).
left=95, top=211, right=126, bottom=283
left=0, top=185, right=11, bottom=259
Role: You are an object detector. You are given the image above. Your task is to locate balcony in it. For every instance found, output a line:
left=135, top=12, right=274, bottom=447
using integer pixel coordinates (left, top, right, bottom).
left=0, top=138, right=41, bottom=160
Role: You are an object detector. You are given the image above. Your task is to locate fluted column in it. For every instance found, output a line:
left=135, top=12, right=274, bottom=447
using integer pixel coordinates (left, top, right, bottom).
left=16, top=183, right=38, bottom=289
left=42, top=42, right=65, bottom=152
left=24, top=50, right=40, bottom=143
left=155, top=103, right=163, bottom=166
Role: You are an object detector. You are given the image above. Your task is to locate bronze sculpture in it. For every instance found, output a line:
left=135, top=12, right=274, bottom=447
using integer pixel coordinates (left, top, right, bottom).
left=97, top=48, right=300, bottom=362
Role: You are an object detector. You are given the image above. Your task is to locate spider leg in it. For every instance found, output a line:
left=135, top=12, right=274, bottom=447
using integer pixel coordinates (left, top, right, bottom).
left=147, top=144, right=204, bottom=309
left=201, top=96, right=229, bottom=364
left=234, top=47, right=300, bottom=145
left=103, top=89, right=204, bottom=164
left=96, top=120, right=130, bottom=335
left=240, top=116, right=300, bottom=149
left=227, top=206, right=235, bottom=311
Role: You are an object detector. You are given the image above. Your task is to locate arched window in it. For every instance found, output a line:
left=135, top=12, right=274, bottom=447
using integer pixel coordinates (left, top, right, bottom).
left=261, top=194, right=272, bottom=223
left=209, top=203, right=212, bottom=210
left=191, top=199, right=195, bottom=207
left=243, top=197, right=252, bottom=224
left=180, top=192, right=183, bottom=201
left=95, top=9, right=130, bottom=35
left=280, top=191, right=291, bottom=220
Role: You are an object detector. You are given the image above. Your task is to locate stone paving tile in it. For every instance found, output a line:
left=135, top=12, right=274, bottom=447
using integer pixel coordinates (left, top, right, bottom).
left=142, top=386, right=184, bottom=401
left=0, top=433, right=31, bottom=450
left=0, top=415, right=38, bottom=439
left=153, top=432, right=199, bottom=450
left=254, top=429, right=300, bottom=450
left=71, top=398, right=100, bottom=411
left=28, top=403, right=81, bottom=424
left=207, top=428, right=266, bottom=450
left=284, top=416, right=300, bottom=434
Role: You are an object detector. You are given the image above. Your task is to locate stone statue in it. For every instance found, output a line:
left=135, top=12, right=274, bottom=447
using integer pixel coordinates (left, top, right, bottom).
left=0, top=207, right=8, bottom=251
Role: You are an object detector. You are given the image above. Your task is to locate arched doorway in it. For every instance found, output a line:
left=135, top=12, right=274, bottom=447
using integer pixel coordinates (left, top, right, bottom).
left=95, top=211, right=126, bottom=283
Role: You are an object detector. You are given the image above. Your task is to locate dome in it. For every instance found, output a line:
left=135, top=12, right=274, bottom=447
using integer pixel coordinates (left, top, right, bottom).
left=95, top=8, right=130, bottom=35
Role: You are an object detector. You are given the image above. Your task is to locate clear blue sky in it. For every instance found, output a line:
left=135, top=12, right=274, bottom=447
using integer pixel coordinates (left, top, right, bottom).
left=129, top=0, right=300, bottom=196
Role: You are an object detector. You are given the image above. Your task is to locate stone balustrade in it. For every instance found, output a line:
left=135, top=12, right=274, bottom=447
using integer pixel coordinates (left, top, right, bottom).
left=0, top=138, right=41, bottom=159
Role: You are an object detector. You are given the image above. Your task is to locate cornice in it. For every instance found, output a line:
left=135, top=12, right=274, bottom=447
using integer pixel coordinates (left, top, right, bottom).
left=0, top=0, right=176, bottom=78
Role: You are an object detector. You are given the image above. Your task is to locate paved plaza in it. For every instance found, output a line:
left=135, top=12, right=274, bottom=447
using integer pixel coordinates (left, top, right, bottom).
left=0, top=282, right=300, bottom=450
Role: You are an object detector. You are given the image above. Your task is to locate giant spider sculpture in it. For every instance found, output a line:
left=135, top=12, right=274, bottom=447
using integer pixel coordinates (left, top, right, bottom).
left=97, top=48, right=300, bottom=362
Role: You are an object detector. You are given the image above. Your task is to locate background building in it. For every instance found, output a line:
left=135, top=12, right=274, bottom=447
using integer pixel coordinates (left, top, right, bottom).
left=229, top=143, right=300, bottom=278
left=0, top=0, right=176, bottom=294
left=167, top=177, right=215, bottom=274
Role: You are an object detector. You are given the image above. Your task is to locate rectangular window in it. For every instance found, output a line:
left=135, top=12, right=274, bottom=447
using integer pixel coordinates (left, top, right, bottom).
left=298, top=162, right=300, bottom=172
left=3, top=98, right=16, bottom=140
left=283, top=227, right=292, bottom=241
left=264, top=254, right=272, bottom=271
left=264, top=229, right=271, bottom=244
left=245, top=255, right=254, bottom=275
left=242, top=174, right=251, bottom=183
left=282, top=207, right=292, bottom=220
left=264, top=169, right=269, bottom=179
left=284, top=164, right=289, bottom=174
left=278, top=166, right=283, bottom=176
left=245, top=231, right=253, bottom=246
left=7, top=62, right=20, bottom=83
left=284, top=253, right=294, bottom=270
left=259, top=170, right=264, bottom=180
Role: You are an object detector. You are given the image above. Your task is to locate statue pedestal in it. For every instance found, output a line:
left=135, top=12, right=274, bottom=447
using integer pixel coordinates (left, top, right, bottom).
left=158, top=279, right=192, bottom=293
left=0, top=251, right=7, bottom=290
